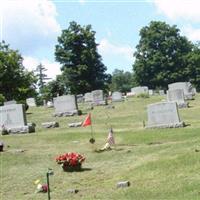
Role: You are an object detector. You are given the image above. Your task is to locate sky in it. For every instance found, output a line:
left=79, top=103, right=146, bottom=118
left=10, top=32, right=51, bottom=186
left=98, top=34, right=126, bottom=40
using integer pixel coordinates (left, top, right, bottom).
left=1, top=0, right=200, bottom=80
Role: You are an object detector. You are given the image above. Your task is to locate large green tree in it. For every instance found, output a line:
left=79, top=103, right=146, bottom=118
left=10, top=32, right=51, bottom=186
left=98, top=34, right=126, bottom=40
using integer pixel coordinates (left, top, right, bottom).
left=110, top=69, right=133, bottom=93
left=55, top=21, right=109, bottom=94
left=133, top=21, right=193, bottom=90
left=0, top=41, right=37, bottom=101
left=186, top=43, right=200, bottom=91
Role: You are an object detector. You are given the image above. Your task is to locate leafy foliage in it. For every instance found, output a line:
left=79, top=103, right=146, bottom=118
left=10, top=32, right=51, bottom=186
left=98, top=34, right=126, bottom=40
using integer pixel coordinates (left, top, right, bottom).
left=0, top=41, right=37, bottom=101
left=186, top=44, right=200, bottom=91
left=55, top=21, right=109, bottom=94
left=110, top=69, right=133, bottom=93
left=133, top=21, right=193, bottom=90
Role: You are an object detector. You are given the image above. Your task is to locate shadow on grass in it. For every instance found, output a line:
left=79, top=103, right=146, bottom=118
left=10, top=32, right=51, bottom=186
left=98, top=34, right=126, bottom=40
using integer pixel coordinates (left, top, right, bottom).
left=26, top=112, right=33, bottom=115
left=64, top=168, right=92, bottom=173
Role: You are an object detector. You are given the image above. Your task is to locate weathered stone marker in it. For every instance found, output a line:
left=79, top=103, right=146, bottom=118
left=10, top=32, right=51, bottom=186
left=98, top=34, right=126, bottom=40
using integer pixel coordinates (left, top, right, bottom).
left=146, top=102, right=184, bottom=128
left=53, top=95, right=79, bottom=117
left=112, top=91, right=123, bottom=102
left=168, top=82, right=195, bottom=100
left=0, top=104, right=35, bottom=133
left=167, top=89, right=188, bottom=108
left=26, top=98, right=36, bottom=107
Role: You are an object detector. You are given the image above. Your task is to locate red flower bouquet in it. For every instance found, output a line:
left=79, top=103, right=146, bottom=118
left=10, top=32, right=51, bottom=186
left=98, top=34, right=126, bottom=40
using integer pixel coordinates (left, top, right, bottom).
left=55, top=152, right=85, bottom=172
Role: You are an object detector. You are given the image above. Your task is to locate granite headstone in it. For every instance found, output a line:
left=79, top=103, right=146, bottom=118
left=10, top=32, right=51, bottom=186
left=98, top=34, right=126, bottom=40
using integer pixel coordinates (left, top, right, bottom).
left=168, top=82, right=194, bottom=100
left=0, top=104, right=35, bottom=133
left=26, top=98, right=36, bottom=107
left=112, top=91, right=123, bottom=102
left=167, top=89, right=188, bottom=108
left=131, top=86, right=149, bottom=95
left=146, top=102, right=184, bottom=128
left=53, top=95, right=78, bottom=117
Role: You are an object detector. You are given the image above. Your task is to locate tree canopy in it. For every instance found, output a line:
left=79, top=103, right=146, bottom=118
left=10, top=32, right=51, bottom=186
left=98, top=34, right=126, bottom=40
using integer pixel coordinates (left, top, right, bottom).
left=133, top=21, right=194, bottom=90
left=110, top=69, right=133, bottom=93
left=55, top=21, right=109, bottom=94
left=0, top=41, right=37, bottom=101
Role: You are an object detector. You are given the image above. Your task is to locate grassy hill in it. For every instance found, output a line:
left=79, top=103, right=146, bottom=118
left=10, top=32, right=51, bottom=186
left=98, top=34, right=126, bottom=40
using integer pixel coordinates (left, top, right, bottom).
left=1, top=94, right=200, bottom=200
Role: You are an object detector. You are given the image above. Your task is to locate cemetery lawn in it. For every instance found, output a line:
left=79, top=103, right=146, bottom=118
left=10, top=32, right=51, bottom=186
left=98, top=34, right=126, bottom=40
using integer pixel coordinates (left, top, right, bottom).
left=1, top=94, right=200, bottom=200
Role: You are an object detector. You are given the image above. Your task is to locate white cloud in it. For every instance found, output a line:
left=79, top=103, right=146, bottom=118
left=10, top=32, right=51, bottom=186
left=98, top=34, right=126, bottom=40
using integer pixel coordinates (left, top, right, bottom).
left=182, top=25, right=200, bottom=42
left=23, top=56, right=61, bottom=80
left=154, top=0, right=200, bottom=21
left=79, top=0, right=86, bottom=4
left=98, top=38, right=133, bottom=61
left=0, top=0, right=61, bottom=54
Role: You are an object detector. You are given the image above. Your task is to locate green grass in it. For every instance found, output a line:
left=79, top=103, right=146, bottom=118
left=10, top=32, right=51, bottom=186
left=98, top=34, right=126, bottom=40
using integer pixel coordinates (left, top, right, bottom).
left=1, top=94, right=200, bottom=199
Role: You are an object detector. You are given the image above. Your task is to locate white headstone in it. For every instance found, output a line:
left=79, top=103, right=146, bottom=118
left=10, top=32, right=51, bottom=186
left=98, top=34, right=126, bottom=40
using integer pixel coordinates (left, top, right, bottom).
left=0, top=104, right=35, bottom=133
left=53, top=95, right=78, bottom=116
left=26, top=98, right=36, bottom=107
left=91, top=90, right=106, bottom=105
left=167, top=89, right=188, bottom=108
left=159, top=90, right=165, bottom=96
left=168, top=82, right=194, bottom=100
left=84, top=92, right=93, bottom=102
left=131, top=86, right=149, bottom=95
left=4, top=100, right=17, bottom=105
left=149, top=90, right=154, bottom=96
left=146, top=102, right=184, bottom=128
left=112, top=92, right=123, bottom=102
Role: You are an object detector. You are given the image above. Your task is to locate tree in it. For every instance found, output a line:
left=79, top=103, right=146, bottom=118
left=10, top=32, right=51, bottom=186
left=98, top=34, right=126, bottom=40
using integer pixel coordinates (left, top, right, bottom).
left=35, top=63, right=51, bottom=93
left=0, top=41, right=37, bottom=101
left=110, top=69, right=133, bottom=93
left=133, top=21, right=193, bottom=90
left=186, top=43, right=200, bottom=91
left=45, top=75, right=66, bottom=99
left=55, top=21, right=109, bottom=94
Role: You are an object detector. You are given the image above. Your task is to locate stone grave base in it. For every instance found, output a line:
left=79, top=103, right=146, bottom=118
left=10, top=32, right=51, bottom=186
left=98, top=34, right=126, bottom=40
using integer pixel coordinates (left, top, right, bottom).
left=92, top=100, right=107, bottom=106
left=185, top=94, right=194, bottom=100
left=68, top=122, right=82, bottom=127
left=146, top=121, right=185, bottom=129
left=177, top=102, right=188, bottom=109
left=53, top=110, right=78, bottom=117
left=7, top=124, right=35, bottom=134
left=112, top=99, right=124, bottom=102
left=42, top=121, right=59, bottom=128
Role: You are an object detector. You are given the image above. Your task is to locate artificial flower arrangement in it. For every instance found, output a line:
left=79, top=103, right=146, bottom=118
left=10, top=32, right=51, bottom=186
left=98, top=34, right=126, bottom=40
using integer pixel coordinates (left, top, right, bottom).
left=55, top=152, right=85, bottom=172
left=34, top=179, right=48, bottom=193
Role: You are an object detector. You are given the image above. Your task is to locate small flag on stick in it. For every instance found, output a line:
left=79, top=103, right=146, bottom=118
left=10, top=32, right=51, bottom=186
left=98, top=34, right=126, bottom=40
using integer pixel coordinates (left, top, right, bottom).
left=82, top=113, right=92, bottom=127
left=107, top=128, right=115, bottom=146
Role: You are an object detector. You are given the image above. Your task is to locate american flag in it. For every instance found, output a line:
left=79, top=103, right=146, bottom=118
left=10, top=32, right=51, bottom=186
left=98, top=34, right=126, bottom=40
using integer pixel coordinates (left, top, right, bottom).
left=107, top=128, right=115, bottom=146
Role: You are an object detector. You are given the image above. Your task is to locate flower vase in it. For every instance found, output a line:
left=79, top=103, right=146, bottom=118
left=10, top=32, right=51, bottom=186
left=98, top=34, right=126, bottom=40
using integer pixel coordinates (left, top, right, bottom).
left=62, top=163, right=82, bottom=172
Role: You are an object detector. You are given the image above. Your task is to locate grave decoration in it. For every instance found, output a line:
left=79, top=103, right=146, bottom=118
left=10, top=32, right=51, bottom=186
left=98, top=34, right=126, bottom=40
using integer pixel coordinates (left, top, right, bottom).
left=55, top=152, right=85, bottom=172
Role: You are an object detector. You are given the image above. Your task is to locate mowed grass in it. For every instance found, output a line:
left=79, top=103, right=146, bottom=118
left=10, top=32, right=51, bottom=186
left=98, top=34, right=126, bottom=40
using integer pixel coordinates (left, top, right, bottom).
left=1, top=94, right=200, bottom=200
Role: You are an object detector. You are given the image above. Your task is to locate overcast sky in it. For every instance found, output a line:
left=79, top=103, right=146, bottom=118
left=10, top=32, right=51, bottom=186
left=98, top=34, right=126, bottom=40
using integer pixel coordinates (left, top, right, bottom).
left=1, top=0, right=200, bottom=79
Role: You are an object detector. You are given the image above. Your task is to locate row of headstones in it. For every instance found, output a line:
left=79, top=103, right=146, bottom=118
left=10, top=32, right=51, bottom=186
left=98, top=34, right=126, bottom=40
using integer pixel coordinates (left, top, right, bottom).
left=146, top=82, right=196, bottom=128
left=1, top=82, right=196, bottom=133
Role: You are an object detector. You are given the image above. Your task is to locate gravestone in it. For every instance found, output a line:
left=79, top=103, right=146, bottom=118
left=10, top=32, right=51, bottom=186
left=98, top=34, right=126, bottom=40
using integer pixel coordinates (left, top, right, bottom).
left=91, top=90, right=106, bottom=105
left=77, top=94, right=84, bottom=103
left=112, top=91, right=123, bottom=102
left=41, top=121, right=59, bottom=128
left=4, top=100, right=17, bottom=105
left=131, top=86, right=149, bottom=95
left=84, top=92, right=93, bottom=102
left=53, top=95, right=78, bottom=117
left=47, top=101, right=53, bottom=108
left=168, top=82, right=194, bottom=100
left=146, top=102, right=184, bottom=128
left=26, top=98, right=36, bottom=107
left=159, top=90, right=165, bottom=96
left=149, top=90, right=154, bottom=96
left=0, top=104, right=35, bottom=133
left=167, top=89, right=188, bottom=108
